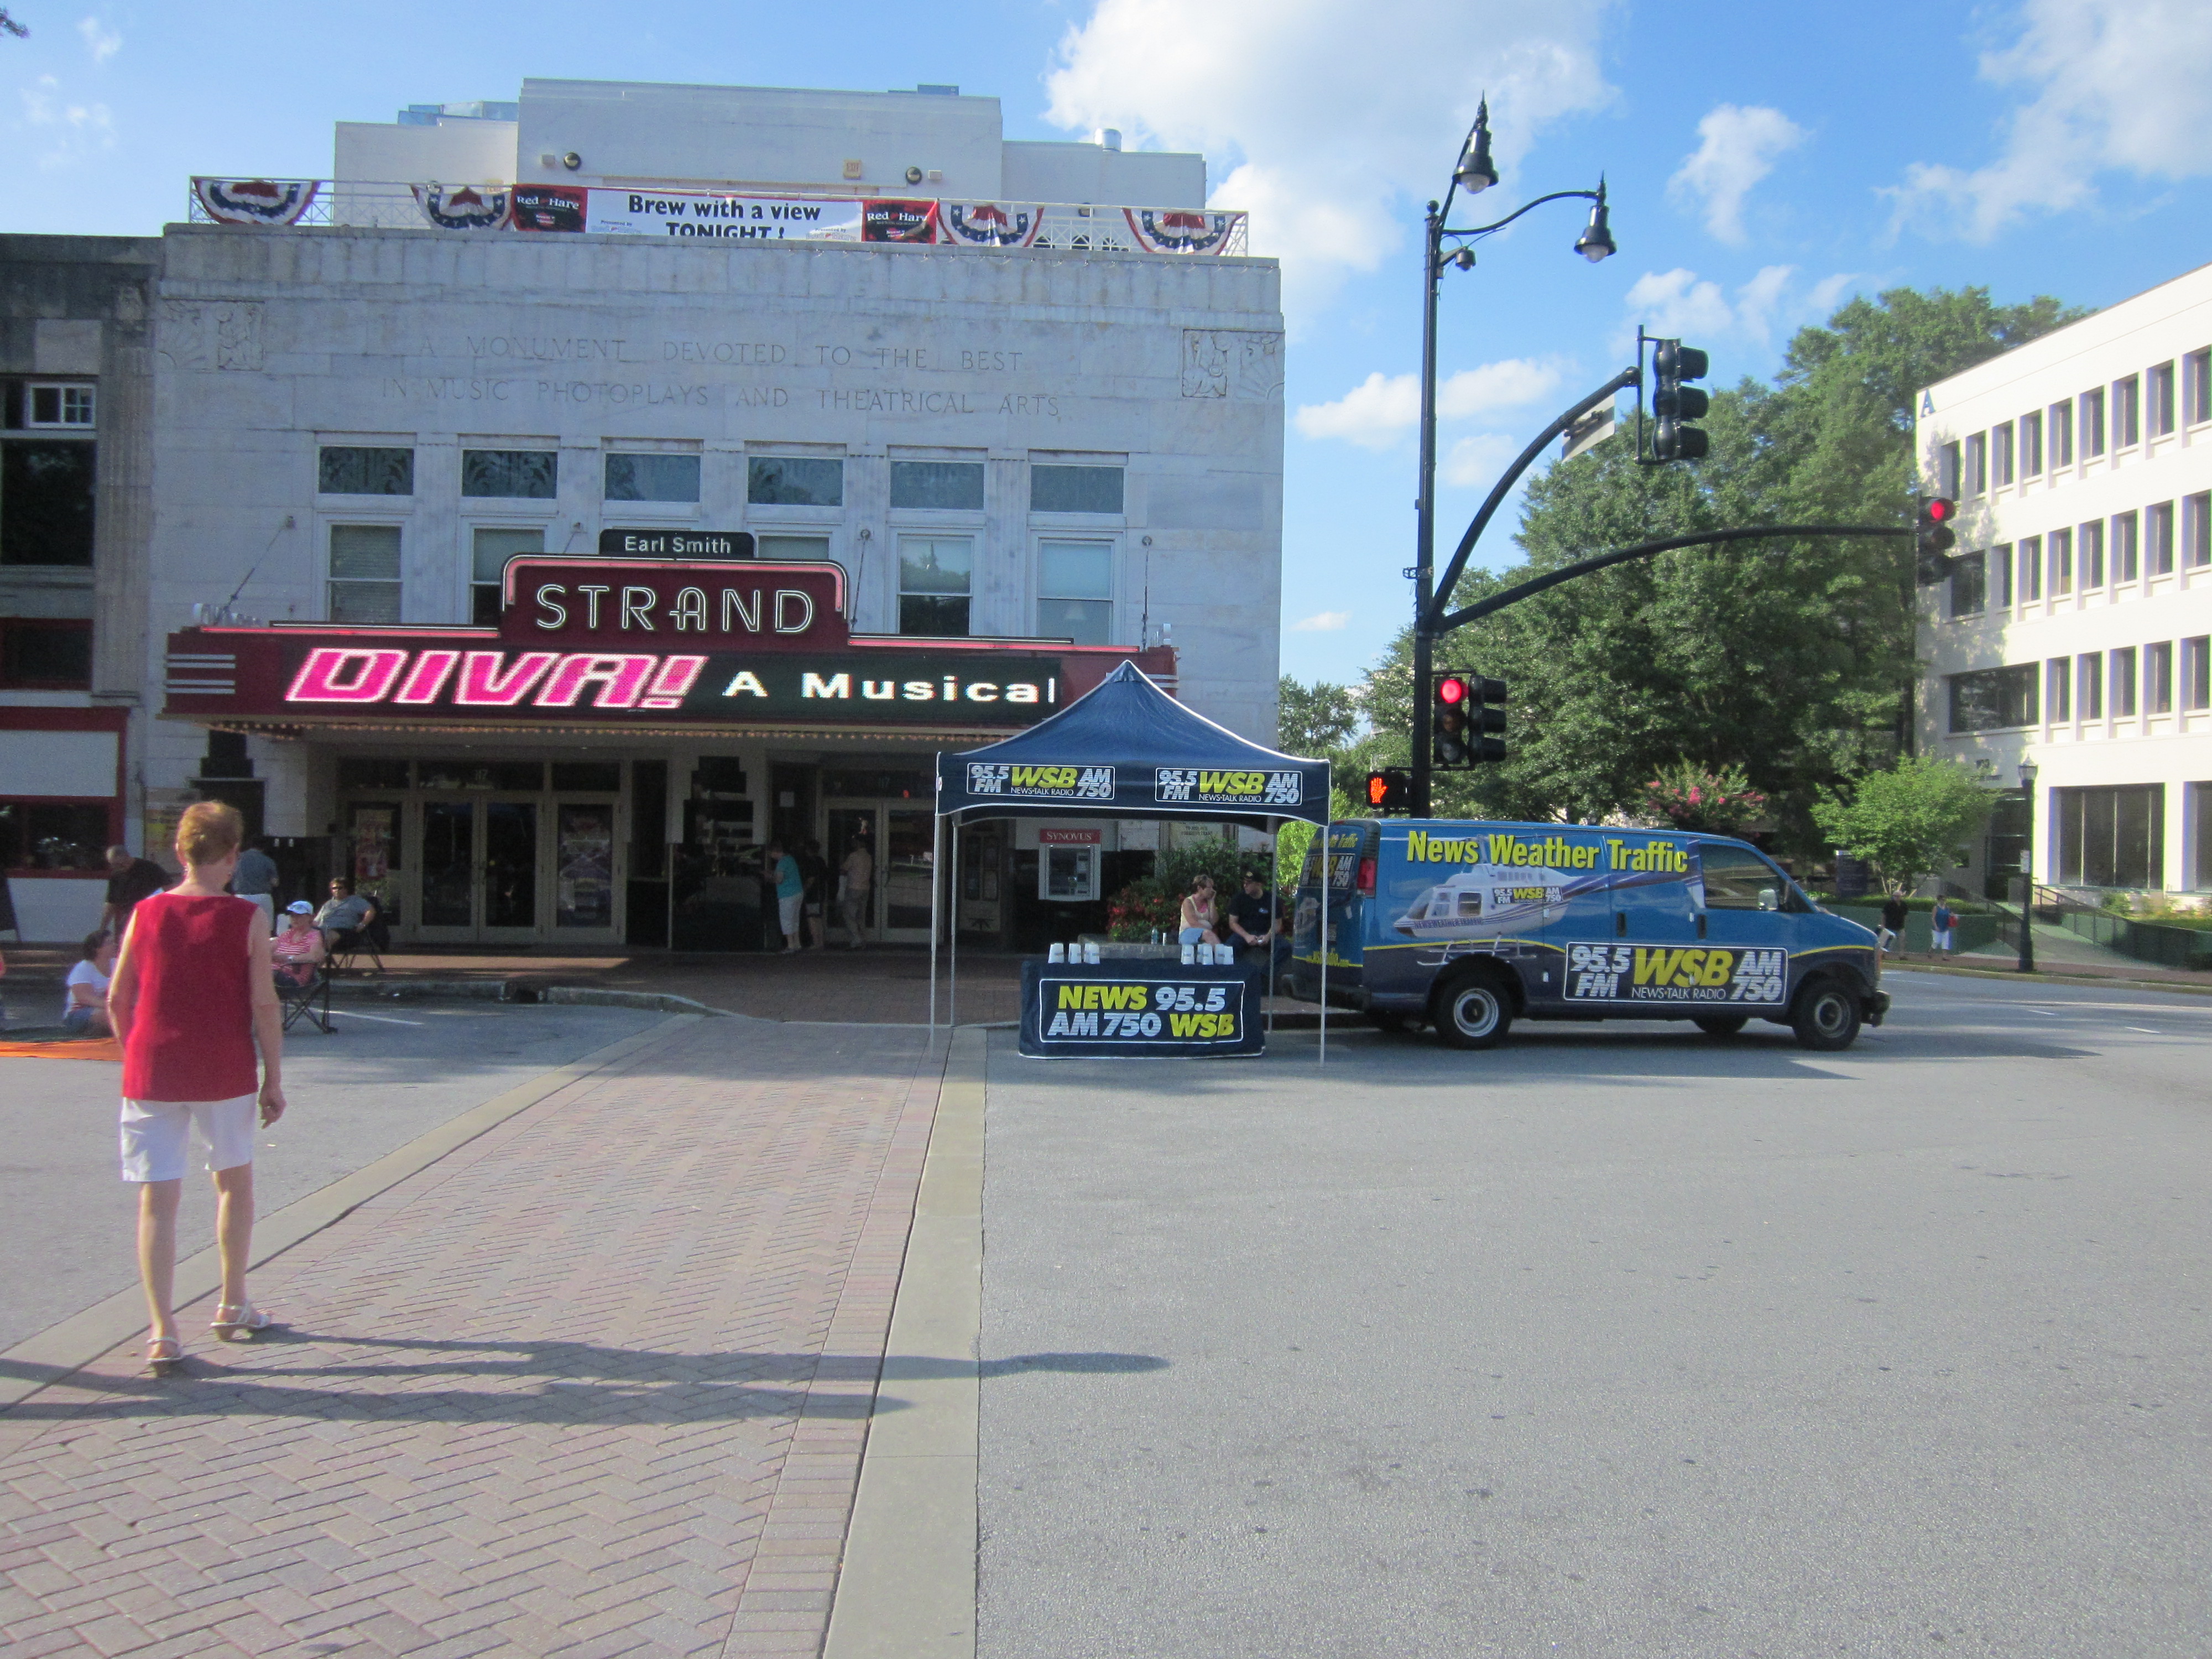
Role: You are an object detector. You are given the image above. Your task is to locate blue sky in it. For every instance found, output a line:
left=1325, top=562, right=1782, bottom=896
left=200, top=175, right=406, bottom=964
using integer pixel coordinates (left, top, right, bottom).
left=6, top=0, right=2209, bottom=686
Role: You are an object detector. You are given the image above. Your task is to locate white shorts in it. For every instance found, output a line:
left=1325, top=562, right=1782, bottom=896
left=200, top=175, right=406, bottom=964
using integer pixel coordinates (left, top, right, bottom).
left=779, top=894, right=802, bottom=935
left=120, top=1094, right=257, bottom=1183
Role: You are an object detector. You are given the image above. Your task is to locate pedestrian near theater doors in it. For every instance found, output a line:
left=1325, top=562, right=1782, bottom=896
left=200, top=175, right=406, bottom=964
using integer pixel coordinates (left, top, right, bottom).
left=231, top=837, right=280, bottom=934
left=798, top=837, right=829, bottom=950
left=766, top=841, right=805, bottom=953
left=1931, top=898, right=1957, bottom=954
left=105, top=800, right=287, bottom=1374
left=1879, top=893, right=1909, bottom=957
left=839, top=831, right=874, bottom=950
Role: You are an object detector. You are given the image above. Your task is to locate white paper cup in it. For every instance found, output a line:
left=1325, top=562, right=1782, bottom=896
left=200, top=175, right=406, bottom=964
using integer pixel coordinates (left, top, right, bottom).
left=1084, top=942, right=1100, bottom=964
left=1180, top=942, right=1195, bottom=964
left=1047, top=942, right=1065, bottom=962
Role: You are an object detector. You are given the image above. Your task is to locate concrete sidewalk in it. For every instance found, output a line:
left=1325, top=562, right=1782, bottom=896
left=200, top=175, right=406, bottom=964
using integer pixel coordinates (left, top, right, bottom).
left=0, top=1017, right=951, bottom=1658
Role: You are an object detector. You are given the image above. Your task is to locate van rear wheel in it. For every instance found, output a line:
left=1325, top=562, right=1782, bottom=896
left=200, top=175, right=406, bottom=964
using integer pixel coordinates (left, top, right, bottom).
left=1433, top=969, right=1512, bottom=1050
left=1790, top=980, right=1862, bottom=1051
left=1694, top=1015, right=1748, bottom=1038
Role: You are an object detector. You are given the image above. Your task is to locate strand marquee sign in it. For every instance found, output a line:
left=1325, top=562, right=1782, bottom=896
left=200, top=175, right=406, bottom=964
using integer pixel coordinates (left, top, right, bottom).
left=162, top=557, right=1172, bottom=732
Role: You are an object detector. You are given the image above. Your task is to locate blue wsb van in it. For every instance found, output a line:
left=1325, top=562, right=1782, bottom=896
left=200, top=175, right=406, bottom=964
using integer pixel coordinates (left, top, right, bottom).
left=1288, top=818, right=1889, bottom=1051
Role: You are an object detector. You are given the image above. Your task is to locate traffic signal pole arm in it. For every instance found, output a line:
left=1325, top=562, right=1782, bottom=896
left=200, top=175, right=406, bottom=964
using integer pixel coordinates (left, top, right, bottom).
left=1435, top=524, right=1913, bottom=635
left=1421, top=366, right=1641, bottom=637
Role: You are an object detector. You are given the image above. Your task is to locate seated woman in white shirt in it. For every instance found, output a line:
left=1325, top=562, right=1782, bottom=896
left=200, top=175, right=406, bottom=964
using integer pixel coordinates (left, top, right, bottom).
left=62, top=931, right=116, bottom=1035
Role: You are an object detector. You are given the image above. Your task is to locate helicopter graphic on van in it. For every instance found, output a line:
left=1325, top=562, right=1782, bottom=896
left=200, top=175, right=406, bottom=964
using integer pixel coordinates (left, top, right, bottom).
left=1391, top=861, right=1710, bottom=951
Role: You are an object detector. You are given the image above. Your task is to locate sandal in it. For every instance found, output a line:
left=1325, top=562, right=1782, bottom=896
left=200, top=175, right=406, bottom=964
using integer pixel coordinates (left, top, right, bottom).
left=145, top=1335, right=184, bottom=1375
left=210, top=1303, right=276, bottom=1342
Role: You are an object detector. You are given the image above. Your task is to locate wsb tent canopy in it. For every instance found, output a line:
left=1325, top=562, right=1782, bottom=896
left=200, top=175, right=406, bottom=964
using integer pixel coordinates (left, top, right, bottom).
left=932, top=661, right=1332, bottom=827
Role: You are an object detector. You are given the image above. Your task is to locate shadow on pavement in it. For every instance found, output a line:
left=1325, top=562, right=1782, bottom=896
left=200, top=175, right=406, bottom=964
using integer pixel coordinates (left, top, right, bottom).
left=0, top=1334, right=1166, bottom=1424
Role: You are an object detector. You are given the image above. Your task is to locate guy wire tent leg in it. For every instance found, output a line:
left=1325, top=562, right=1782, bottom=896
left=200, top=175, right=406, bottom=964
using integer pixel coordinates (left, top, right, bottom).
left=950, top=820, right=959, bottom=1030
left=928, top=812, right=942, bottom=1036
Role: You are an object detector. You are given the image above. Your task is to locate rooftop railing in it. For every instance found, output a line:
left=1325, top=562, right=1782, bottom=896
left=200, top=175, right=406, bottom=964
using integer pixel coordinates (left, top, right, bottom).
left=187, top=178, right=1249, bottom=257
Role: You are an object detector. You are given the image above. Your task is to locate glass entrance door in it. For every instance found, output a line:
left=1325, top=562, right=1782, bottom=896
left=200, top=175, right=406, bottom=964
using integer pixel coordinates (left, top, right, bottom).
left=414, top=799, right=541, bottom=942
left=823, top=804, right=941, bottom=943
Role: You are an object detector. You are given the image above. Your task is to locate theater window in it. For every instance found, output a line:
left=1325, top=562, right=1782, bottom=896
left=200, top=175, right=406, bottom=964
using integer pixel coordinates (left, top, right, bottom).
left=0, top=618, right=92, bottom=688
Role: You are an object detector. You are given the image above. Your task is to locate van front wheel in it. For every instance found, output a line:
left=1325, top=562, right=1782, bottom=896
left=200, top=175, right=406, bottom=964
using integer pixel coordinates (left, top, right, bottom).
left=1790, top=980, right=1862, bottom=1051
left=1433, top=970, right=1513, bottom=1050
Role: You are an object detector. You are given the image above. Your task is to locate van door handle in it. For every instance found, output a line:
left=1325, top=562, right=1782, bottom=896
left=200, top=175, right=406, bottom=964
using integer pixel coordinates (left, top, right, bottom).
left=1615, top=911, right=1627, bottom=938
left=1696, top=914, right=1708, bottom=939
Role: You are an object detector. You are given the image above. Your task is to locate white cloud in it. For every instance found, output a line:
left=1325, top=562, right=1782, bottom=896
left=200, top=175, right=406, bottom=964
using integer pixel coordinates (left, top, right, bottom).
left=19, top=74, right=114, bottom=167
left=76, top=17, right=121, bottom=62
left=1443, top=432, right=1519, bottom=489
left=1886, top=0, right=2212, bottom=242
left=1044, top=0, right=1615, bottom=324
left=1291, top=609, right=1353, bottom=632
left=1295, top=357, right=1563, bottom=449
left=1669, top=105, right=1806, bottom=244
left=1617, top=264, right=1859, bottom=353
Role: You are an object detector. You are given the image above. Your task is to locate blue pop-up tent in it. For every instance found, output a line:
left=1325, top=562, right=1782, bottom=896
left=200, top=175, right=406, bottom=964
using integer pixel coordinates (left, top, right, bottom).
left=930, top=662, right=1337, bottom=1050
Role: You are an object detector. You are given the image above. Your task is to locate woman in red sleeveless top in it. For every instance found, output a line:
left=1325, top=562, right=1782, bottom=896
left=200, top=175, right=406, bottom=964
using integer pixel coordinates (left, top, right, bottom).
left=106, top=801, right=286, bottom=1373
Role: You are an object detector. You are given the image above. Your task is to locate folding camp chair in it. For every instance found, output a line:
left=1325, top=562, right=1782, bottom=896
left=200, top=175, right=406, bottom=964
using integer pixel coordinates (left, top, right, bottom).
left=325, top=900, right=388, bottom=974
left=277, top=964, right=334, bottom=1033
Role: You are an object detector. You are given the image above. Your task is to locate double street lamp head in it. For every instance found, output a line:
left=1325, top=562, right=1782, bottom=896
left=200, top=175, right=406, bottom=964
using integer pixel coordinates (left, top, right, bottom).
left=1454, top=99, right=1499, bottom=195
left=1575, top=182, right=1616, bottom=263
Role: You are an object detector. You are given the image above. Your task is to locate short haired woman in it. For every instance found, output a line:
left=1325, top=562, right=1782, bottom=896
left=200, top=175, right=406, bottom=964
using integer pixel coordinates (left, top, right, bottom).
left=61, top=931, right=116, bottom=1035
left=1178, top=873, right=1222, bottom=946
left=105, top=802, right=287, bottom=1374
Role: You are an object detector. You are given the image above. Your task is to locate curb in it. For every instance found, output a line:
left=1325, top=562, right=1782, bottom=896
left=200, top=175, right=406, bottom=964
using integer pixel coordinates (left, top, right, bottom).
left=334, top=979, right=733, bottom=1017
left=0, top=1011, right=698, bottom=1413
left=1890, top=961, right=2212, bottom=997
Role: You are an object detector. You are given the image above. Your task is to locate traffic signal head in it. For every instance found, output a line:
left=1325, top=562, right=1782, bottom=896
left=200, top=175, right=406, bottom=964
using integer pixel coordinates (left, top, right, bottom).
left=1650, top=338, right=1710, bottom=463
left=1434, top=673, right=1507, bottom=769
left=1916, top=497, right=1958, bottom=585
left=1365, top=768, right=1411, bottom=813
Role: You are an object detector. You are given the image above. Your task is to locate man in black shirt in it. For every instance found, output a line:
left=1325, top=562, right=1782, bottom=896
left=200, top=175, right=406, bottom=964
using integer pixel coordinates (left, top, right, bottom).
left=101, top=844, right=169, bottom=937
left=1226, top=869, right=1280, bottom=975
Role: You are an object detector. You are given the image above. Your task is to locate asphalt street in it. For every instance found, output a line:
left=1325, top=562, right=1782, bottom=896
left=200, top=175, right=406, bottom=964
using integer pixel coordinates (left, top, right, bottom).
left=977, top=969, right=2212, bottom=1658
left=0, top=1000, right=664, bottom=1352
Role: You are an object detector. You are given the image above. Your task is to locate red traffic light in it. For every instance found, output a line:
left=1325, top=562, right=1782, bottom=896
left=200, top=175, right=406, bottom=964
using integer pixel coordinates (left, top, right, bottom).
left=1926, top=498, right=1954, bottom=523
left=1436, top=675, right=1469, bottom=705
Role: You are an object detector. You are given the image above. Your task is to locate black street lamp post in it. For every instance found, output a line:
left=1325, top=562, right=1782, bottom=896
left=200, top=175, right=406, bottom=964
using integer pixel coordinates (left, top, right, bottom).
left=1410, top=102, right=1614, bottom=816
left=2017, top=757, right=2038, bottom=974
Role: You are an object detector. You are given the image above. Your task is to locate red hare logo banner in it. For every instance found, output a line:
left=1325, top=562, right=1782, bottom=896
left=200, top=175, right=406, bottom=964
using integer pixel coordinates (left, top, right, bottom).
left=862, top=200, right=942, bottom=243
left=510, top=184, right=587, bottom=232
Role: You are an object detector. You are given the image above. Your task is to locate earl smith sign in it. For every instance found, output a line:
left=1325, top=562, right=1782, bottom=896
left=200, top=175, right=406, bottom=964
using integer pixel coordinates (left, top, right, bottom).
left=161, top=556, right=1170, bottom=733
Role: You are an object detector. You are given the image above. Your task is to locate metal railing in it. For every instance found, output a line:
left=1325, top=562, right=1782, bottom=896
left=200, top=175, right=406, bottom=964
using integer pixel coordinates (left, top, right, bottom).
left=186, top=178, right=1250, bottom=256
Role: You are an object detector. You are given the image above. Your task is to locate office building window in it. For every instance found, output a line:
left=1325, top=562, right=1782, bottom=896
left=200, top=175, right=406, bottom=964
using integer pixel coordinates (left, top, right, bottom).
left=25, top=384, right=95, bottom=428
left=2149, top=361, right=2176, bottom=437
left=0, top=440, right=95, bottom=566
left=462, top=450, right=556, bottom=498
left=1947, top=664, right=2038, bottom=732
left=328, top=524, right=402, bottom=623
left=2114, top=375, right=2140, bottom=448
left=747, top=456, right=843, bottom=506
left=1964, top=432, right=1987, bottom=495
left=1992, top=422, right=2014, bottom=487
left=1948, top=550, right=1985, bottom=617
left=2114, top=510, right=2140, bottom=583
left=2080, top=519, right=2105, bottom=587
left=604, top=453, right=700, bottom=503
left=2111, top=646, right=2137, bottom=718
left=2047, top=657, right=2070, bottom=722
left=2081, top=387, right=2105, bottom=457
left=1037, top=540, right=1113, bottom=644
left=1936, top=441, right=1960, bottom=499
left=2049, top=526, right=2073, bottom=594
left=0, top=617, right=92, bottom=688
left=2078, top=653, right=2103, bottom=720
left=2183, top=635, right=2212, bottom=711
left=890, top=461, right=984, bottom=511
left=1992, top=542, right=2013, bottom=608
left=2148, top=501, right=2175, bottom=576
left=2049, top=399, right=2073, bottom=466
left=2187, top=493, right=2211, bottom=568
left=897, top=535, right=972, bottom=635
left=2056, top=784, right=2163, bottom=889
left=471, top=527, right=542, bottom=625
left=2018, top=536, right=2041, bottom=602
left=2189, top=349, right=2212, bottom=426
left=2146, top=640, right=2173, bottom=714
left=2020, top=410, right=2042, bottom=476
left=1031, top=465, right=1125, bottom=514
left=319, top=446, right=413, bottom=495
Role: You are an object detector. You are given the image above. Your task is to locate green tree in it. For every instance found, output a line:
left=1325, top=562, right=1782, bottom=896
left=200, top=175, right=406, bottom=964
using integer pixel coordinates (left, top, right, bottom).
left=1276, top=676, right=1363, bottom=756
left=1363, top=285, right=2081, bottom=849
left=1813, top=755, right=1994, bottom=895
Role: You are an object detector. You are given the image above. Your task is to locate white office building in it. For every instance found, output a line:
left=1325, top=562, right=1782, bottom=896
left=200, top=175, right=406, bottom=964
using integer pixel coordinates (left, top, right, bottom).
left=1917, top=263, right=2212, bottom=899
left=2, top=79, right=1283, bottom=947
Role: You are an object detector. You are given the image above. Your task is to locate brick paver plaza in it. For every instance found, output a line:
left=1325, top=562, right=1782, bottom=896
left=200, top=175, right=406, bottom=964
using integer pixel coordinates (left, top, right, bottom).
left=0, top=1018, right=946, bottom=1658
